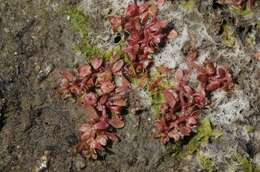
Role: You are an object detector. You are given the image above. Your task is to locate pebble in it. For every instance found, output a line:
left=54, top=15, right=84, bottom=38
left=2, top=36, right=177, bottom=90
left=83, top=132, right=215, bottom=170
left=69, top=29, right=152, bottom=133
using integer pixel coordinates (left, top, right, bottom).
left=37, top=64, right=54, bottom=81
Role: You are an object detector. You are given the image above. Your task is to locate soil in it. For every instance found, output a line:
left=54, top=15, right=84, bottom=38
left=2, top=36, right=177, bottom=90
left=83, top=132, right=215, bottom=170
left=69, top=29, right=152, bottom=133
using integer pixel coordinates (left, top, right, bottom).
left=0, top=0, right=259, bottom=172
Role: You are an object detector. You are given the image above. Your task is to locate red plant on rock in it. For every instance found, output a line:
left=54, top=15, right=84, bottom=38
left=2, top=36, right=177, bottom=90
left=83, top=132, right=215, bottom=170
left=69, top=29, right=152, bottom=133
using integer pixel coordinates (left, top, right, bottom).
left=109, top=2, right=176, bottom=73
left=59, top=57, right=130, bottom=159
left=154, top=59, right=233, bottom=144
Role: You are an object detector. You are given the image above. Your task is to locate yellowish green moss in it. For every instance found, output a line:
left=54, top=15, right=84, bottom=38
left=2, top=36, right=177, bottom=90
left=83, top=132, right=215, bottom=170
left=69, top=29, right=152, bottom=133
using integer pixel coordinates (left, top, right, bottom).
left=66, top=8, right=89, bottom=39
left=180, top=0, right=196, bottom=11
left=229, top=7, right=253, bottom=18
left=149, top=91, right=163, bottom=116
left=197, top=152, right=215, bottom=172
left=146, top=68, right=175, bottom=116
left=257, top=20, right=260, bottom=30
left=178, top=118, right=223, bottom=157
left=244, top=125, right=255, bottom=134
left=222, top=24, right=236, bottom=47
left=66, top=8, right=102, bottom=58
left=231, top=153, right=253, bottom=172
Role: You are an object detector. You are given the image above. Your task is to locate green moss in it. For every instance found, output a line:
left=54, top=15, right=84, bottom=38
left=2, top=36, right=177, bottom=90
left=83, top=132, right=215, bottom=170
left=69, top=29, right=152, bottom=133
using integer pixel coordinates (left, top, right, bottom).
left=244, top=125, right=255, bottom=134
left=257, top=20, right=260, bottom=30
left=222, top=24, right=236, bottom=47
left=149, top=91, right=163, bottom=116
left=66, top=8, right=89, bottom=39
left=245, top=32, right=256, bottom=47
left=197, top=152, right=215, bottom=172
left=231, top=153, right=253, bottom=172
left=65, top=8, right=101, bottom=58
left=66, top=7, right=128, bottom=61
left=229, top=7, right=253, bottom=18
left=180, top=0, right=196, bottom=11
left=178, top=118, right=223, bottom=157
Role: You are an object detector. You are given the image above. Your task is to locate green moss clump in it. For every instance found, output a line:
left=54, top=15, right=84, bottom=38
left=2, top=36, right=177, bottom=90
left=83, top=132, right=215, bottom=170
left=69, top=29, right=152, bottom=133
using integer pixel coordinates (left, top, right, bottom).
left=231, top=153, right=253, bottom=172
left=229, top=7, right=253, bottom=18
left=66, top=8, right=129, bottom=62
left=257, top=20, right=260, bottom=30
left=244, top=125, right=255, bottom=134
left=66, top=8, right=89, bottom=39
left=197, top=152, right=215, bottom=172
left=178, top=118, right=223, bottom=157
left=149, top=91, right=163, bottom=116
left=66, top=8, right=102, bottom=58
left=222, top=24, right=236, bottom=47
left=180, top=0, right=196, bottom=11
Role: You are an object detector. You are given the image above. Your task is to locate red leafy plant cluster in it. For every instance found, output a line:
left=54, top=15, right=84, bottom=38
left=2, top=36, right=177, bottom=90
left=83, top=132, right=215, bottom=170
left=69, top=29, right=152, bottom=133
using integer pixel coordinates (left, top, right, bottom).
left=109, top=2, right=177, bottom=73
left=217, top=0, right=254, bottom=9
left=154, top=58, right=233, bottom=144
left=59, top=57, right=131, bottom=159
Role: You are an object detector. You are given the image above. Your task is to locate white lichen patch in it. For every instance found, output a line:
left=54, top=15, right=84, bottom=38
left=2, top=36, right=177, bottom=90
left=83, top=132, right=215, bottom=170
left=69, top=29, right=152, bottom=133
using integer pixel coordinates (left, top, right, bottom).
left=154, top=25, right=189, bottom=68
left=34, top=151, right=49, bottom=172
left=209, top=89, right=251, bottom=125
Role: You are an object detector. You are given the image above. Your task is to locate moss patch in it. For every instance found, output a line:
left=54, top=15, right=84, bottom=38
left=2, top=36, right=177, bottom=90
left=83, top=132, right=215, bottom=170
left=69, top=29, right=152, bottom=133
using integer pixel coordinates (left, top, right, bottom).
left=65, top=8, right=100, bottom=58
left=257, top=20, right=260, bottom=30
left=197, top=152, right=215, bottom=172
left=180, top=0, right=196, bottom=11
left=65, top=7, right=129, bottom=62
left=229, top=7, right=253, bottom=18
left=178, top=118, right=223, bottom=158
left=222, top=24, right=236, bottom=47
left=231, top=153, right=253, bottom=172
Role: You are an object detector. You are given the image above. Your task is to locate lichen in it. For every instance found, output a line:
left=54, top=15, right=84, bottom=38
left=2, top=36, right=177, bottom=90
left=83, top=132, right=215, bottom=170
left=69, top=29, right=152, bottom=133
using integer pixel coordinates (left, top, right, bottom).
left=197, top=152, right=215, bottom=172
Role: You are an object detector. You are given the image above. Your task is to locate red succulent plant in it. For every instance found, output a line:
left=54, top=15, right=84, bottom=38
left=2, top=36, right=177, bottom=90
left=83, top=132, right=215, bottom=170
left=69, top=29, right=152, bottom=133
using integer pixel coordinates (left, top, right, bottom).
left=59, top=56, right=130, bottom=159
left=154, top=59, right=233, bottom=144
left=109, top=2, right=177, bottom=73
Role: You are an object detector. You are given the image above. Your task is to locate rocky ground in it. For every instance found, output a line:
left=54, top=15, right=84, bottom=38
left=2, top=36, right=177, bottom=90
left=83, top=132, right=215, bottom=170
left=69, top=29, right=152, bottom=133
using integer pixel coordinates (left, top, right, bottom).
left=0, top=0, right=259, bottom=172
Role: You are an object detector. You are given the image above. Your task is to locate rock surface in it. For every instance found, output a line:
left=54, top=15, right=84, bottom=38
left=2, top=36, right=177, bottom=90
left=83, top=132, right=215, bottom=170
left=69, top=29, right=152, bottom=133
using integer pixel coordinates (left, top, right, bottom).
left=0, top=0, right=259, bottom=171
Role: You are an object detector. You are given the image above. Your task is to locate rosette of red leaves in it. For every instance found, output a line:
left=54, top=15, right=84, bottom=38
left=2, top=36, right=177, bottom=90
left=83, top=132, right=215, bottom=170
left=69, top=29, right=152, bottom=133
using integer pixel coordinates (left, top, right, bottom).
left=154, top=59, right=233, bottom=144
left=59, top=57, right=130, bottom=159
left=109, top=2, right=176, bottom=73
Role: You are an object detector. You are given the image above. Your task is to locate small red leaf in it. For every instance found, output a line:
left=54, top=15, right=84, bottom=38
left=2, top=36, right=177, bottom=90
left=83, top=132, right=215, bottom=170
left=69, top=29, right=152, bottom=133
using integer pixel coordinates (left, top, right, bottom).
left=206, top=80, right=221, bottom=91
left=109, top=115, right=125, bottom=128
left=163, top=89, right=177, bottom=109
left=101, top=81, right=115, bottom=94
left=108, top=16, right=123, bottom=32
left=91, top=58, right=103, bottom=70
left=83, top=92, right=97, bottom=106
left=78, top=65, right=92, bottom=78
left=125, top=3, right=139, bottom=17
left=167, top=29, right=178, bottom=39
left=94, top=120, right=109, bottom=130
left=85, top=105, right=99, bottom=120
left=112, top=60, right=124, bottom=73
